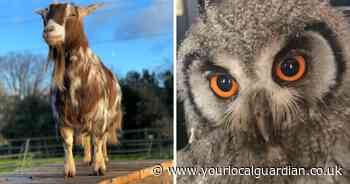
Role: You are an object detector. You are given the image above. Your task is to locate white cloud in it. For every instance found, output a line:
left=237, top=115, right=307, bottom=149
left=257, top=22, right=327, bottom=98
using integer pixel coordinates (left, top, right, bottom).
left=114, top=0, right=173, bottom=40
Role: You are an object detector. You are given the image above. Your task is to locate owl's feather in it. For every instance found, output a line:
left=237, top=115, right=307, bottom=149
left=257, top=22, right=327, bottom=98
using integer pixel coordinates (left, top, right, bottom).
left=178, top=0, right=350, bottom=183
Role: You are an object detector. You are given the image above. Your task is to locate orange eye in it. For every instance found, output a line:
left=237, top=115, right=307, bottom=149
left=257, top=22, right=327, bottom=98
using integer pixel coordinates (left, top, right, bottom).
left=210, top=74, right=239, bottom=98
left=275, top=55, right=306, bottom=81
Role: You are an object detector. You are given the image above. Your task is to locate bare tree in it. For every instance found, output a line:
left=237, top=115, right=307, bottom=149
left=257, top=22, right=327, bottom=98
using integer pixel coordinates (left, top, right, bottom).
left=0, top=52, right=50, bottom=98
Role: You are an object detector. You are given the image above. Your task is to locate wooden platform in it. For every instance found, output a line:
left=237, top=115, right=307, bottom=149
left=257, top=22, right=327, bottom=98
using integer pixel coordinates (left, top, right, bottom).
left=0, top=160, right=171, bottom=184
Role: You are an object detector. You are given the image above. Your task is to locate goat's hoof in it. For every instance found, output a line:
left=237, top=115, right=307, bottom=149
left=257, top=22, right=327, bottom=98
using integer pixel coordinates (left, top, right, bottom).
left=93, top=168, right=106, bottom=176
left=93, top=157, right=106, bottom=176
left=64, top=162, right=76, bottom=178
left=64, top=171, right=76, bottom=178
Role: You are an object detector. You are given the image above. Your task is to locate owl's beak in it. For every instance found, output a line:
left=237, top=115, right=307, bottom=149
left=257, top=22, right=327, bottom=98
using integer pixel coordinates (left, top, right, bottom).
left=254, top=110, right=273, bottom=143
left=251, top=90, right=274, bottom=143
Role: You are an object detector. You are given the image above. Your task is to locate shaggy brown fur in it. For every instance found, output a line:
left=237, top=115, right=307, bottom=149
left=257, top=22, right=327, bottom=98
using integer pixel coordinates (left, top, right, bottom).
left=37, top=2, right=122, bottom=177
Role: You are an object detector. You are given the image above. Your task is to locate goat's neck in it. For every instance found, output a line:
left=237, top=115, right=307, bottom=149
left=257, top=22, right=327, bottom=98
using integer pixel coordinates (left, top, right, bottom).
left=50, top=44, right=92, bottom=91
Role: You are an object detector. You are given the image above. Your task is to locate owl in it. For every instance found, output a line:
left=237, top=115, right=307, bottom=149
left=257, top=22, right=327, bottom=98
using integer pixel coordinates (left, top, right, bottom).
left=177, top=0, right=350, bottom=183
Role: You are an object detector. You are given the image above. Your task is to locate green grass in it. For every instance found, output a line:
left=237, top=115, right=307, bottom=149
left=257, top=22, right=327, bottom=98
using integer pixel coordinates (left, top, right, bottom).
left=0, top=157, right=65, bottom=173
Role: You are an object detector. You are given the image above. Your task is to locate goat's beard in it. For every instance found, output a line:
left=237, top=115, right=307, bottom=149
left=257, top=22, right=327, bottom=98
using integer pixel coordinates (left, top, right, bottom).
left=48, top=45, right=66, bottom=91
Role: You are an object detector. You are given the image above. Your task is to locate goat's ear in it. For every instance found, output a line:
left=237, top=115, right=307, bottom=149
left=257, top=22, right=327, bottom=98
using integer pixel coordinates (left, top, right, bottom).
left=35, top=8, right=48, bottom=16
left=34, top=8, right=47, bottom=16
left=78, top=3, right=104, bottom=17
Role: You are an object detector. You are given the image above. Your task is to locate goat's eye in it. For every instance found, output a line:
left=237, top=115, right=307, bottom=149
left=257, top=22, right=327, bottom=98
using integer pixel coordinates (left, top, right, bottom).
left=209, top=74, right=239, bottom=98
left=67, top=13, right=77, bottom=18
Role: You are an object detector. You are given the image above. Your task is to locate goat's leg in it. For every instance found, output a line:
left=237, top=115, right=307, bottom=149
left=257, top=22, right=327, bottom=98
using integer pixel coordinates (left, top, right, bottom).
left=92, top=135, right=106, bottom=175
left=60, top=127, right=76, bottom=178
left=82, top=134, right=92, bottom=165
left=103, top=136, right=109, bottom=163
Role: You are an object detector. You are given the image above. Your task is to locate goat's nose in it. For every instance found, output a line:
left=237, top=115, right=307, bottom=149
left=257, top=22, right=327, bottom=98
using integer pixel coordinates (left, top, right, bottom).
left=44, top=26, right=55, bottom=33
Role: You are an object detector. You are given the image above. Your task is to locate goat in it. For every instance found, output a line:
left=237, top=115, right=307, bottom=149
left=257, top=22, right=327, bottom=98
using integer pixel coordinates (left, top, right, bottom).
left=36, top=2, right=122, bottom=177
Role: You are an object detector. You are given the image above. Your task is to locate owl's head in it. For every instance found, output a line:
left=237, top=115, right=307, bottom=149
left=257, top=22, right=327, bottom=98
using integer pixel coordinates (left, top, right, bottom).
left=178, top=0, right=350, bottom=166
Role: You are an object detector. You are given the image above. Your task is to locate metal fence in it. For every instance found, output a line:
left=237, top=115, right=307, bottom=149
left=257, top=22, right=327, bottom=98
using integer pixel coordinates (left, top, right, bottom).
left=0, top=128, right=173, bottom=172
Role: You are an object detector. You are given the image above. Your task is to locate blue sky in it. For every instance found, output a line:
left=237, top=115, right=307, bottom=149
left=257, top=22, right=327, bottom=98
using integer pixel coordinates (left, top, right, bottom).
left=0, top=0, right=173, bottom=77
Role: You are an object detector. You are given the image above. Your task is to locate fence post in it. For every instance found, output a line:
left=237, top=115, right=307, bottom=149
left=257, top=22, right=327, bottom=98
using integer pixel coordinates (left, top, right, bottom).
left=147, top=135, right=154, bottom=157
left=44, top=140, right=49, bottom=158
left=20, top=139, right=31, bottom=171
left=158, top=131, right=162, bottom=158
left=8, top=144, right=11, bottom=155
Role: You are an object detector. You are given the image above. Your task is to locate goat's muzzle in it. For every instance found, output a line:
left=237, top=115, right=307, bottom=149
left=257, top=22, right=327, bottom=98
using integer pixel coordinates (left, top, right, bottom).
left=43, top=19, right=65, bottom=46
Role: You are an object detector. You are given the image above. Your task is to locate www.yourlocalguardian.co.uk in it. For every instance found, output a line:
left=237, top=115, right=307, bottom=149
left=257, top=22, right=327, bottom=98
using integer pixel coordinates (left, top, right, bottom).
left=152, top=165, right=343, bottom=178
